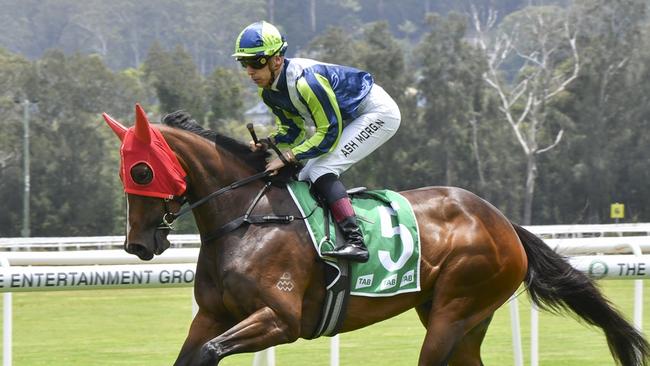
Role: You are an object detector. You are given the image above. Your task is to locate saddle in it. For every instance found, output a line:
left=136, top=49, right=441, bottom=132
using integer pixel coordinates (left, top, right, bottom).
left=286, top=180, right=421, bottom=338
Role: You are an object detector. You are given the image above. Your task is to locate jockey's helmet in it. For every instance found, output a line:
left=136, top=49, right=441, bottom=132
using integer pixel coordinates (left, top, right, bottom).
left=232, top=21, right=288, bottom=58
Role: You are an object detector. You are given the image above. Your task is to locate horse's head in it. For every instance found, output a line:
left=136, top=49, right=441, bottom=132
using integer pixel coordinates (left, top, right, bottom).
left=103, top=104, right=187, bottom=260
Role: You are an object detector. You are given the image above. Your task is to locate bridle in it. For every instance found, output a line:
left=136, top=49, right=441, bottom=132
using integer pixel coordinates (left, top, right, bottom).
left=155, top=170, right=272, bottom=231
left=152, top=131, right=308, bottom=242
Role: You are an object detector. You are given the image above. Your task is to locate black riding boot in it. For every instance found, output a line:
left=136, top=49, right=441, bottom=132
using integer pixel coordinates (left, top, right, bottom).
left=322, top=214, right=369, bottom=263
left=314, top=174, right=369, bottom=263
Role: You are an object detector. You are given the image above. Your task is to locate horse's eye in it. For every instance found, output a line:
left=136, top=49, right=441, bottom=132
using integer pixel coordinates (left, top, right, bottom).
left=130, top=163, right=154, bottom=185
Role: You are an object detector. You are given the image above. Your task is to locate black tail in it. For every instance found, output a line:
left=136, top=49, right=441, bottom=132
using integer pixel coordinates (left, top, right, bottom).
left=512, top=222, right=650, bottom=366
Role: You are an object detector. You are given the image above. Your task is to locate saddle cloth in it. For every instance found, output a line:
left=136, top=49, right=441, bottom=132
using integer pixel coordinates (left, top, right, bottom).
left=286, top=181, right=421, bottom=297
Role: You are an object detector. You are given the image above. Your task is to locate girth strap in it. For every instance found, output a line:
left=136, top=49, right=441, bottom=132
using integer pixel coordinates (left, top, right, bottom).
left=200, top=181, right=315, bottom=243
left=201, top=214, right=295, bottom=243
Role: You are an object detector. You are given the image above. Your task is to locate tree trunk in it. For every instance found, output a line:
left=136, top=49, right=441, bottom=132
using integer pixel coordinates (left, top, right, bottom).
left=310, top=0, right=316, bottom=32
left=523, top=152, right=537, bottom=225
left=267, top=0, right=275, bottom=23
left=469, top=117, right=488, bottom=198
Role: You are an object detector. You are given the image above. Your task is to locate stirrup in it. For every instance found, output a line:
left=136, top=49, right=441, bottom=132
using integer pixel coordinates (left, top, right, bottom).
left=322, top=245, right=369, bottom=263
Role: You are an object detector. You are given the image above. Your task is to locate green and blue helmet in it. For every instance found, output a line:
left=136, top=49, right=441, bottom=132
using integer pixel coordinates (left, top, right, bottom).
left=233, top=21, right=288, bottom=58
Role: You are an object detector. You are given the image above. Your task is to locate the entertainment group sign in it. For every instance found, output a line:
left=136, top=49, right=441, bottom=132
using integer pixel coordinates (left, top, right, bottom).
left=569, top=255, right=650, bottom=280
left=0, top=263, right=196, bottom=292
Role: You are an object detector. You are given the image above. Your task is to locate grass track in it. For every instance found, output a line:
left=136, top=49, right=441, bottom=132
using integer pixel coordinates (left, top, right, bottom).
left=4, top=280, right=646, bottom=365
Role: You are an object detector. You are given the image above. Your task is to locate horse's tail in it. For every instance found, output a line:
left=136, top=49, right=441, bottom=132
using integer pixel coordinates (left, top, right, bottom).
left=512, top=222, right=650, bottom=366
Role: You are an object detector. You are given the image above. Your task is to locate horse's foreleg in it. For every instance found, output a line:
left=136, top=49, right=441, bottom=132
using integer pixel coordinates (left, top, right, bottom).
left=173, top=310, right=230, bottom=366
left=197, top=306, right=297, bottom=366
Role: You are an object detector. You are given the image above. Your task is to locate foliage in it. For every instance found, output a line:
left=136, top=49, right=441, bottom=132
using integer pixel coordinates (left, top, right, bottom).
left=1, top=0, right=650, bottom=237
left=143, top=43, right=206, bottom=121
left=205, top=67, right=246, bottom=125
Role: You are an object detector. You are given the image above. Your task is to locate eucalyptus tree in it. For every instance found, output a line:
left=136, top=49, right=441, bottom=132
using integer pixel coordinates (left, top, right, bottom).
left=143, top=43, right=206, bottom=121
left=555, top=0, right=647, bottom=223
left=205, top=67, right=246, bottom=125
left=415, top=12, right=493, bottom=194
left=0, top=49, right=31, bottom=236
left=0, top=50, right=143, bottom=236
left=472, top=5, right=580, bottom=224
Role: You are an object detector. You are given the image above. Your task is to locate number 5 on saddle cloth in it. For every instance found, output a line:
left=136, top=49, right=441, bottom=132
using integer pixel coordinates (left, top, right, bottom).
left=287, top=181, right=421, bottom=337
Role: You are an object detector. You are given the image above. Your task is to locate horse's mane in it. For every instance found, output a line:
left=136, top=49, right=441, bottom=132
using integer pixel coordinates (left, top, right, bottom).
left=162, top=110, right=269, bottom=172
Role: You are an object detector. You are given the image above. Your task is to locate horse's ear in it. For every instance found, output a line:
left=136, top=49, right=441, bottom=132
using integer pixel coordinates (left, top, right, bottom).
left=134, top=103, right=151, bottom=144
left=102, top=113, right=127, bottom=141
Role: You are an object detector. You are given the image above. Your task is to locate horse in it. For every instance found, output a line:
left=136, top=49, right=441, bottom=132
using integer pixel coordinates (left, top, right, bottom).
left=102, top=105, right=649, bottom=366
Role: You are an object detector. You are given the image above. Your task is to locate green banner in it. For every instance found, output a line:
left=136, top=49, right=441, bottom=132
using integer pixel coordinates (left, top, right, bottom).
left=287, top=181, right=421, bottom=297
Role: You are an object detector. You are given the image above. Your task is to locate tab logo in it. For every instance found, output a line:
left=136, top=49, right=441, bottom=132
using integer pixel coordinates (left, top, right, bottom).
left=380, top=274, right=398, bottom=290
left=356, top=274, right=374, bottom=289
left=400, top=270, right=415, bottom=287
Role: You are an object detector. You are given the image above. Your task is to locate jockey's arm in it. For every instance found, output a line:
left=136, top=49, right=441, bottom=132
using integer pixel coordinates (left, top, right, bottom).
left=290, top=72, right=342, bottom=161
left=268, top=112, right=305, bottom=150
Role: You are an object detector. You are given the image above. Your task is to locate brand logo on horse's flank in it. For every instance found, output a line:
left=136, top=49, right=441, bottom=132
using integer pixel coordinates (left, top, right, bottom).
left=276, top=272, right=294, bottom=292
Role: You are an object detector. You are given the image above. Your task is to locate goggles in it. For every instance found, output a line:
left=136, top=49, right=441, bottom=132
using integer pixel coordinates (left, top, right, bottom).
left=238, top=56, right=269, bottom=70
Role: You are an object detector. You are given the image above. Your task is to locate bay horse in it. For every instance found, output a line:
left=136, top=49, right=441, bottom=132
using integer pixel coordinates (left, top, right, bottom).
left=103, top=105, right=649, bottom=366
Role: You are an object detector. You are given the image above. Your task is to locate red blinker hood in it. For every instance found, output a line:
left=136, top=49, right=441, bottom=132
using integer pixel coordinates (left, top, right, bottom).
left=102, top=104, right=187, bottom=199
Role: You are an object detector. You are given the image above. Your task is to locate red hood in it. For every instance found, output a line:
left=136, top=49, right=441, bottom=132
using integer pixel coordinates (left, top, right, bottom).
left=120, top=126, right=187, bottom=199
left=103, top=104, right=187, bottom=199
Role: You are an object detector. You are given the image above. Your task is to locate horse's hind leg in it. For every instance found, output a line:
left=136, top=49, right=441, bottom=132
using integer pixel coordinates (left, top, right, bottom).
left=447, top=315, right=493, bottom=366
left=414, top=302, right=492, bottom=366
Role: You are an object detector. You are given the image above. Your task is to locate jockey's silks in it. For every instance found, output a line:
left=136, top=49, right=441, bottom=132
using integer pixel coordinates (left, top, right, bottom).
left=119, top=122, right=187, bottom=200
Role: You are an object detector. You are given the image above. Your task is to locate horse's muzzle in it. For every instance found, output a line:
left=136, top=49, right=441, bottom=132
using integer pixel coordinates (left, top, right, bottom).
left=124, top=229, right=171, bottom=260
left=125, top=241, right=155, bottom=261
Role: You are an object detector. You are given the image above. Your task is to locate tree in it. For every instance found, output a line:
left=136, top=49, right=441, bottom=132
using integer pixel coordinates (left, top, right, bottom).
left=346, top=21, right=416, bottom=189
left=0, top=49, right=146, bottom=236
left=473, top=5, right=580, bottom=224
left=304, top=26, right=359, bottom=64
left=551, top=0, right=647, bottom=223
left=143, top=43, right=206, bottom=120
left=416, top=13, right=488, bottom=190
left=205, top=67, right=246, bottom=124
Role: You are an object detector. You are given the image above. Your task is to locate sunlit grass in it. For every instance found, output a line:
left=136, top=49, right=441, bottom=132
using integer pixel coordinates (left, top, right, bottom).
left=2, top=280, right=646, bottom=365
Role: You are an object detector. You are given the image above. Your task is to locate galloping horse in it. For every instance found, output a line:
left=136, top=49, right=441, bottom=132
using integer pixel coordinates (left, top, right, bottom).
left=103, top=105, right=649, bottom=366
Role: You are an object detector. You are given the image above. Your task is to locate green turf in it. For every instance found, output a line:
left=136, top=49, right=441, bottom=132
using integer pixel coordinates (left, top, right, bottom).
left=3, top=280, right=646, bottom=365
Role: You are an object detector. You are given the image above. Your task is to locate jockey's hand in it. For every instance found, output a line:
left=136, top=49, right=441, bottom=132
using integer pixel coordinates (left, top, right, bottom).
left=265, top=150, right=296, bottom=175
left=249, top=139, right=268, bottom=152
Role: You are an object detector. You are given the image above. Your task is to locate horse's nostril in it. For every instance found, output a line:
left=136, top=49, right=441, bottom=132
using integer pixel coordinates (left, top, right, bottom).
left=125, top=243, right=139, bottom=254
left=125, top=243, right=154, bottom=260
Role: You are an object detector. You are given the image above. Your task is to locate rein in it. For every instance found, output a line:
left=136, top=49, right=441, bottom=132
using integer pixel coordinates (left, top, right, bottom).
left=160, top=169, right=316, bottom=243
left=162, top=170, right=272, bottom=227
left=160, top=125, right=312, bottom=242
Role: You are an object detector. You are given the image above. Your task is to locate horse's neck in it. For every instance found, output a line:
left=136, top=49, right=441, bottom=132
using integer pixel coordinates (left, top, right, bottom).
left=179, top=141, right=255, bottom=196
left=176, top=140, right=267, bottom=235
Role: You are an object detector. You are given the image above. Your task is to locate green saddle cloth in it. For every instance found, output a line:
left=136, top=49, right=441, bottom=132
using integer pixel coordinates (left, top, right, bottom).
left=286, top=181, right=421, bottom=297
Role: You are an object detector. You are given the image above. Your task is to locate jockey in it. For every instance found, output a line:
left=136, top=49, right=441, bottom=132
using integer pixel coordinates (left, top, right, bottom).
left=234, top=21, right=401, bottom=263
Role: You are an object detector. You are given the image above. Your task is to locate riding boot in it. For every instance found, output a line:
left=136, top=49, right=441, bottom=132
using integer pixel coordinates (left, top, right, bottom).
left=321, top=197, right=369, bottom=263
